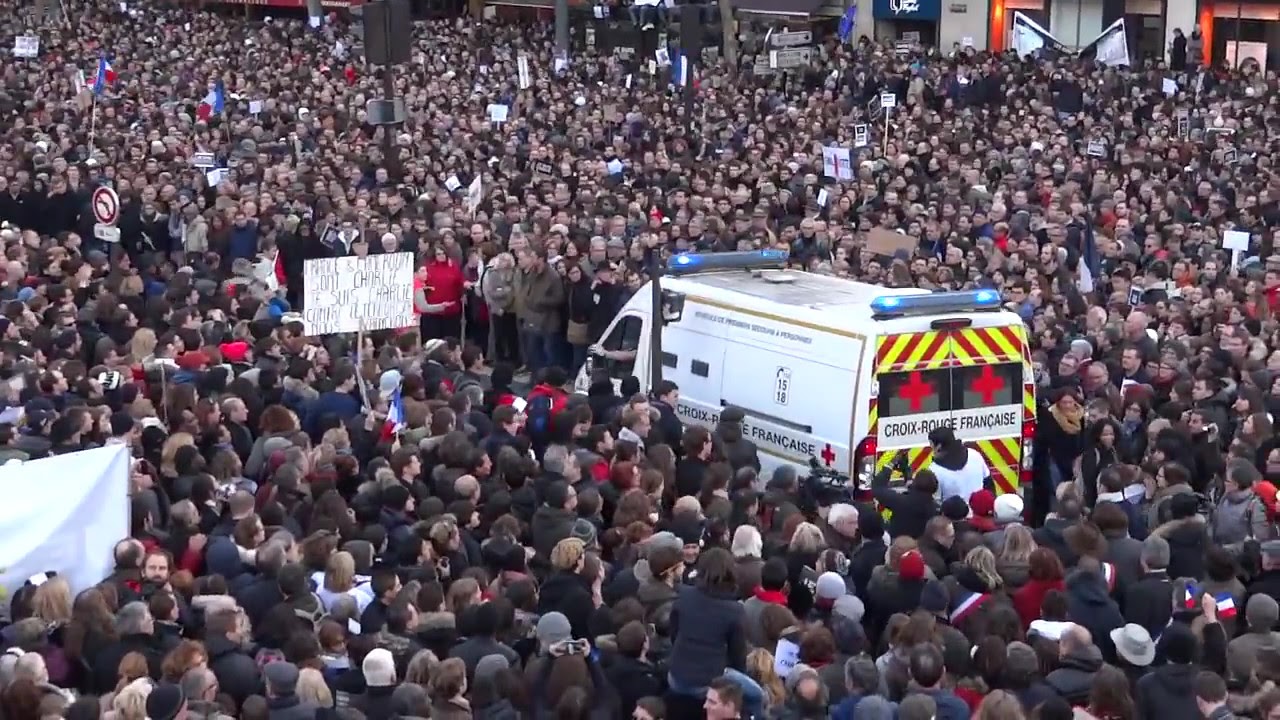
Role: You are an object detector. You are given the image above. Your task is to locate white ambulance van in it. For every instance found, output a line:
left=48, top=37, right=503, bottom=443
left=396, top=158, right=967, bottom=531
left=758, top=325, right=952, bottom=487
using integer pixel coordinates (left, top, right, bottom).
left=573, top=250, right=1036, bottom=495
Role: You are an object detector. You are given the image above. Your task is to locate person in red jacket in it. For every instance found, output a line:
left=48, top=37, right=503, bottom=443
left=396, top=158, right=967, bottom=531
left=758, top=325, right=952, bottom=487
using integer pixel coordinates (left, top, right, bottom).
left=420, top=245, right=466, bottom=341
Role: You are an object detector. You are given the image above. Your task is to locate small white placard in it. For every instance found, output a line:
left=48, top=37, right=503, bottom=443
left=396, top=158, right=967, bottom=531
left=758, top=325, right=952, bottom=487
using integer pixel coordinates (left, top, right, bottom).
left=606, top=159, right=624, bottom=175
left=517, top=55, right=531, bottom=90
left=206, top=168, right=227, bottom=186
left=249, top=100, right=263, bottom=115
left=192, top=152, right=216, bottom=169
left=12, top=36, right=38, bottom=59
left=1223, top=229, right=1250, bottom=252
left=817, top=189, right=829, bottom=207
left=1162, top=78, right=1178, bottom=96
left=444, top=175, right=462, bottom=192
left=308, top=15, right=321, bottom=28
left=854, top=124, right=869, bottom=147
left=486, top=104, right=509, bottom=123
left=962, top=36, right=974, bottom=47
left=880, top=91, right=896, bottom=109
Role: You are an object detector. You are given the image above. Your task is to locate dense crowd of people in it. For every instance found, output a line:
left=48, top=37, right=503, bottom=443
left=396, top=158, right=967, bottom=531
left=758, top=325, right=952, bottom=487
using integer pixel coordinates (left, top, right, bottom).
left=0, top=0, right=1279, bottom=718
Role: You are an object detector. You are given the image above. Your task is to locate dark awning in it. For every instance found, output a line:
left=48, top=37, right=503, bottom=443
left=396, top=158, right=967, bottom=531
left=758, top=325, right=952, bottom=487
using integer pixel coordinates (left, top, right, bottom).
left=733, top=0, right=826, bottom=16
left=485, top=0, right=553, bottom=7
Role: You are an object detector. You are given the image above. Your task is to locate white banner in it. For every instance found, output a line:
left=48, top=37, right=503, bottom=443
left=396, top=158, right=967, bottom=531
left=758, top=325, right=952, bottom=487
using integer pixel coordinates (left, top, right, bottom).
left=1011, top=12, right=1060, bottom=57
left=0, top=445, right=130, bottom=599
left=303, top=253, right=415, bottom=335
left=1093, top=18, right=1131, bottom=67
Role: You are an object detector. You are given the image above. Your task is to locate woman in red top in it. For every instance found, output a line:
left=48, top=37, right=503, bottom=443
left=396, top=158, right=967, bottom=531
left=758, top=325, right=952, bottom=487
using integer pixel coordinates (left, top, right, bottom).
left=1012, top=547, right=1066, bottom=629
left=419, top=245, right=466, bottom=341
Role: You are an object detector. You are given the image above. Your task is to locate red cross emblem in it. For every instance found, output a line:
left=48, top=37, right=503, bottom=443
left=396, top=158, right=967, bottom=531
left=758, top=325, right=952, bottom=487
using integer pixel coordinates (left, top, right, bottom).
left=970, top=365, right=1006, bottom=405
left=820, top=444, right=837, bottom=466
left=897, top=371, right=935, bottom=412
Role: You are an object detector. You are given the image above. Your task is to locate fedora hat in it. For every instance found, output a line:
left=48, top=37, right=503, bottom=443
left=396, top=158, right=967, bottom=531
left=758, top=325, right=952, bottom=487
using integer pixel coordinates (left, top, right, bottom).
left=1110, top=623, right=1155, bottom=667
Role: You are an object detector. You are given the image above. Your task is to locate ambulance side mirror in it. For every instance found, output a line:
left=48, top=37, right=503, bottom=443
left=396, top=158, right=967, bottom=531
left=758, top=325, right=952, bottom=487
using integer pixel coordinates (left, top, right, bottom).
left=661, top=290, right=685, bottom=324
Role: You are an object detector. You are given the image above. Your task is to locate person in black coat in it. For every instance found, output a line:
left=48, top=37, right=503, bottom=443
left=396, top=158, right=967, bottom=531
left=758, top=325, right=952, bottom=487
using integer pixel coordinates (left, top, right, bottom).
left=1064, top=562, right=1125, bottom=662
left=675, top=426, right=713, bottom=498
left=1122, top=536, right=1172, bottom=638
left=1136, top=623, right=1202, bottom=720
left=667, top=548, right=747, bottom=694
left=204, top=608, right=264, bottom=709
left=233, top=543, right=286, bottom=632
left=650, top=380, right=684, bottom=451
left=872, top=454, right=938, bottom=540
left=535, top=543, right=597, bottom=641
left=1032, top=389, right=1086, bottom=525
left=848, top=508, right=889, bottom=599
left=603, top=621, right=665, bottom=718
left=90, top=602, right=162, bottom=694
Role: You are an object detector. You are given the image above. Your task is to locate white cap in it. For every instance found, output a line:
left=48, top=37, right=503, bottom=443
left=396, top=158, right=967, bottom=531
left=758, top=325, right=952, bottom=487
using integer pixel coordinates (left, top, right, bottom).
left=994, top=494, right=1024, bottom=523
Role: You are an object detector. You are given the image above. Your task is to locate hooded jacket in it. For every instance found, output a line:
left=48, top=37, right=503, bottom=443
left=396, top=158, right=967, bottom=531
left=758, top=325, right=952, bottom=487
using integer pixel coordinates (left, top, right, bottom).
left=1064, top=570, right=1124, bottom=661
left=1136, top=662, right=1201, bottom=720
left=1153, top=515, right=1209, bottom=580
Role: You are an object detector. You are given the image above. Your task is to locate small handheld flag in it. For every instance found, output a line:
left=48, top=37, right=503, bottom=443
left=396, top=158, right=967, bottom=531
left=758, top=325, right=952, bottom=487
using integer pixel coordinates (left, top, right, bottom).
left=196, top=81, right=226, bottom=122
left=380, top=386, right=406, bottom=442
left=91, top=57, right=117, bottom=96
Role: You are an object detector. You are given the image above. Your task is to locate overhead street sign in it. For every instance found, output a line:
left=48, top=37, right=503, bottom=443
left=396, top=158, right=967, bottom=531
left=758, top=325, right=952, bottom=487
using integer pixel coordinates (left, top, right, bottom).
left=769, top=30, right=813, bottom=47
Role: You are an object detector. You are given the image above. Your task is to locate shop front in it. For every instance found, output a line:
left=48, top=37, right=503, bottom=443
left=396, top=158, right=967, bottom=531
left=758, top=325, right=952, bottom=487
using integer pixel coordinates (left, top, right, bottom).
left=873, top=0, right=942, bottom=46
left=1200, top=0, right=1280, bottom=69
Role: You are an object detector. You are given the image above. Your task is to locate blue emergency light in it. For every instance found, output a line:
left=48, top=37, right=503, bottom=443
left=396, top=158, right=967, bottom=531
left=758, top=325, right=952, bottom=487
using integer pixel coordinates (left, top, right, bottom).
left=666, top=250, right=789, bottom=276
left=869, top=289, right=1003, bottom=317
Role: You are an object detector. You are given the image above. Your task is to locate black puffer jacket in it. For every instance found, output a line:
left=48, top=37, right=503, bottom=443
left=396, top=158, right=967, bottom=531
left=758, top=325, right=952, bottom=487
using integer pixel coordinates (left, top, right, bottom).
left=1044, top=646, right=1103, bottom=705
left=714, top=418, right=761, bottom=472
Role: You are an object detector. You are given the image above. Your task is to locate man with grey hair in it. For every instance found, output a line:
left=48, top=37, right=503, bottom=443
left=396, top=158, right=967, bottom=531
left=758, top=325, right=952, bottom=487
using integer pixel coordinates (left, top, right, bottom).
left=90, top=601, right=160, bottom=693
left=181, top=667, right=233, bottom=719
left=831, top=655, right=892, bottom=718
left=541, top=444, right=580, bottom=488
left=1124, top=534, right=1172, bottom=638
left=234, top=541, right=288, bottom=627
left=826, top=503, right=860, bottom=555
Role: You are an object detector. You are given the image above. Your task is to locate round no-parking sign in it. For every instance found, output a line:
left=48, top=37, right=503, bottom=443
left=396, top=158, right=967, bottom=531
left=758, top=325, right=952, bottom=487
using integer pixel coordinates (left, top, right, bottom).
left=91, top=186, right=119, bottom=225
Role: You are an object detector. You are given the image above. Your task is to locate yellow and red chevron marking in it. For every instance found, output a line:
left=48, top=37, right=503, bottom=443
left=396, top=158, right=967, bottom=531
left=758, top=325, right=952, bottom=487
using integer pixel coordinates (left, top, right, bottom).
left=868, top=398, right=878, bottom=435
left=950, top=326, right=1023, bottom=366
left=975, top=438, right=1020, bottom=495
left=875, top=331, right=949, bottom=373
left=1023, top=383, right=1036, bottom=422
left=875, top=447, right=933, bottom=483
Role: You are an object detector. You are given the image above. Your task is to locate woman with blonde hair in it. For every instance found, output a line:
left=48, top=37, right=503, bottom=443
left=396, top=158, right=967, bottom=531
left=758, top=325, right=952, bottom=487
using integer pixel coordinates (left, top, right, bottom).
left=296, top=667, right=334, bottom=708
left=107, top=677, right=153, bottom=720
left=30, top=577, right=72, bottom=626
left=127, top=328, right=157, bottom=364
left=159, top=432, right=196, bottom=479
left=314, top=551, right=373, bottom=614
left=745, top=648, right=785, bottom=710
left=997, top=524, right=1036, bottom=590
left=961, top=546, right=1005, bottom=593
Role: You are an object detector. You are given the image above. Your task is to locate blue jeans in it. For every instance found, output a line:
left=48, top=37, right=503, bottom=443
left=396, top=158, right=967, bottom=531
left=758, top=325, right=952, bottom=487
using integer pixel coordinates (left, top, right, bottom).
left=668, top=670, right=765, bottom=718
left=519, top=326, right=560, bottom=375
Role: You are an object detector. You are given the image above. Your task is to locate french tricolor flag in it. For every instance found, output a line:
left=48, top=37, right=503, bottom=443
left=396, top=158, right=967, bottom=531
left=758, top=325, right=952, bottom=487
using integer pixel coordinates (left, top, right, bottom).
left=1216, top=593, right=1238, bottom=619
left=1184, top=586, right=1198, bottom=609
left=380, top=385, right=405, bottom=442
left=91, top=57, right=116, bottom=96
left=196, top=80, right=225, bottom=122
left=951, top=591, right=990, bottom=625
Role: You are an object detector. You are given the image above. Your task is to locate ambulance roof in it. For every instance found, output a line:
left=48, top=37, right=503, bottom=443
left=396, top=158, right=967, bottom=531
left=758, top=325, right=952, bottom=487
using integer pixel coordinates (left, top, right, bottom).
left=664, top=269, right=933, bottom=329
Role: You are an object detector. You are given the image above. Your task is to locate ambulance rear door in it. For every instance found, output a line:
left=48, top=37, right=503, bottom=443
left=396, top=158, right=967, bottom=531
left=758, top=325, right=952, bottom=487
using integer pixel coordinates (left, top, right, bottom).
left=871, top=322, right=1027, bottom=494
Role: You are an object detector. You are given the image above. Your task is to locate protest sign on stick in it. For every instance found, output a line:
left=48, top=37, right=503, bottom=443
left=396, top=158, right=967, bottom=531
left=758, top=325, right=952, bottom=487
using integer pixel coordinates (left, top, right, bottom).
left=303, top=253, right=415, bottom=336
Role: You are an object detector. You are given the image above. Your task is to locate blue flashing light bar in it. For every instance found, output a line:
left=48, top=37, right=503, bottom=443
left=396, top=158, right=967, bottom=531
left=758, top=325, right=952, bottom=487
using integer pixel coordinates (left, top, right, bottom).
left=666, top=250, right=789, bottom=276
left=870, top=289, right=1003, bottom=317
